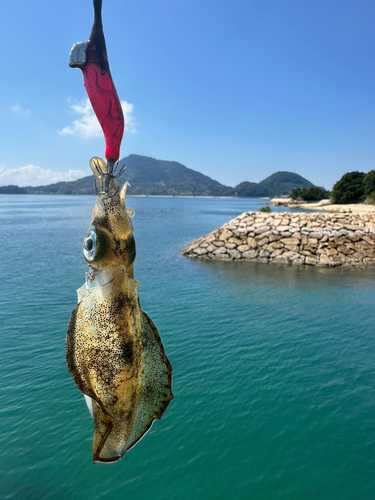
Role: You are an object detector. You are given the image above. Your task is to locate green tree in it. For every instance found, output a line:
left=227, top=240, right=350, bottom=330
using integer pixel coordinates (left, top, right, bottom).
left=290, top=187, right=303, bottom=200
left=259, top=206, right=272, bottom=213
left=331, top=171, right=366, bottom=203
left=364, top=170, right=375, bottom=195
left=290, top=186, right=329, bottom=201
left=302, top=187, right=330, bottom=201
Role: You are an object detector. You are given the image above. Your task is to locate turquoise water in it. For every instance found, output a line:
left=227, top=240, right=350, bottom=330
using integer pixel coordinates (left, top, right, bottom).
left=1, top=195, right=374, bottom=500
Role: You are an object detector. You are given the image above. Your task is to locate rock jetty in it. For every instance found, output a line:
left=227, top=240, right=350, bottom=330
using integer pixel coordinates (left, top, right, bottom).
left=182, top=212, right=375, bottom=267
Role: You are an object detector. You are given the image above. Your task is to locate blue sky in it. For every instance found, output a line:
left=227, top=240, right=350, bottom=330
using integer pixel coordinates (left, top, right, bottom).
left=1, top=0, right=375, bottom=189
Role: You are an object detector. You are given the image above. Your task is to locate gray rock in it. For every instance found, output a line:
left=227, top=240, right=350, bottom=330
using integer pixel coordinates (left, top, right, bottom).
left=308, top=238, right=319, bottom=246
left=284, top=251, right=301, bottom=261
left=326, top=248, right=338, bottom=256
left=310, top=232, right=323, bottom=239
left=269, top=234, right=282, bottom=241
left=271, top=249, right=283, bottom=257
left=213, top=246, right=227, bottom=255
left=319, top=254, right=330, bottom=265
left=305, top=256, right=317, bottom=265
left=292, top=257, right=305, bottom=266
left=273, top=254, right=290, bottom=264
left=227, top=249, right=241, bottom=259
left=205, top=234, right=216, bottom=243
left=285, top=245, right=300, bottom=253
left=362, top=236, right=375, bottom=245
left=255, top=231, right=271, bottom=239
left=280, top=237, right=300, bottom=245
left=237, top=244, right=250, bottom=252
left=242, top=250, right=258, bottom=259
left=254, top=226, right=270, bottom=234
left=225, top=243, right=237, bottom=250
left=259, top=250, right=270, bottom=258
left=290, top=231, right=302, bottom=238
left=247, top=237, right=257, bottom=248
left=219, top=229, right=233, bottom=241
left=228, top=237, right=242, bottom=245
left=257, top=237, right=269, bottom=246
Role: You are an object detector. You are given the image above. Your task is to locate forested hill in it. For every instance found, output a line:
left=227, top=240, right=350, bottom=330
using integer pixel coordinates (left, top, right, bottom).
left=259, top=171, right=315, bottom=197
left=24, top=155, right=232, bottom=197
left=0, top=155, right=315, bottom=197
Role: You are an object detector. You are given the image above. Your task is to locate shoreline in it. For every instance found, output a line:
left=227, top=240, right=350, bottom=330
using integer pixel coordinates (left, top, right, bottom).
left=268, top=197, right=375, bottom=214
left=0, top=193, right=269, bottom=199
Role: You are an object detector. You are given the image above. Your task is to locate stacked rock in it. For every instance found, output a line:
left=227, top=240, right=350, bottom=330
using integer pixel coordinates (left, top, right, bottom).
left=182, top=212, right=375, bottom=267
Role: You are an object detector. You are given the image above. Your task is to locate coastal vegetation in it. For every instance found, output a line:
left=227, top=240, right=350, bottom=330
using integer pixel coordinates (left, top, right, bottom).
left=259, top=206, right=272, bottom=213
left=331, top=171, right=366, bottom=203
left=290, top=186, right=330, bottom=201
left=331, top=170, right=375, bottom=204
left=288, top=170, right=375, bottom=205
left=363, top=170, right=375, bottom=197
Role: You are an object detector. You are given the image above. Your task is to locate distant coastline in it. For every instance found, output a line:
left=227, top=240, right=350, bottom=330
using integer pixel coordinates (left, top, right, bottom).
left=0, top=154, right=315, bottom=198
left=0, top=192, right=270, bottom=200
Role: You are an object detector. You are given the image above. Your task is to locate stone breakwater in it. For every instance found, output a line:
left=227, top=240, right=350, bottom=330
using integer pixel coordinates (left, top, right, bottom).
left=182, top=212, right=375, bottom=267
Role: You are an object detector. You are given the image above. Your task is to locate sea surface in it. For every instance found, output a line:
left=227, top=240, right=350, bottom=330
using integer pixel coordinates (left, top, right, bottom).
left=1, top=195, right=374, bottom=500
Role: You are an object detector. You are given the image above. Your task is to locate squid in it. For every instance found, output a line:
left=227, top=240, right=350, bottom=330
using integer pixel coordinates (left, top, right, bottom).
left=66, top=1, right=173, bottom=464
left=66, top=162, right=173, bottom=463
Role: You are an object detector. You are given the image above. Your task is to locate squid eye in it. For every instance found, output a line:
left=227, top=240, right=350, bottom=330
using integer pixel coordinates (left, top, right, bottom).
left=83, top=228, right=106, bottom=262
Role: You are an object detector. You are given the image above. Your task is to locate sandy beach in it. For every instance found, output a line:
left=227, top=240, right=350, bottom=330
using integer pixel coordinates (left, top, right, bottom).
left=268, top=198, right=375, bottom=214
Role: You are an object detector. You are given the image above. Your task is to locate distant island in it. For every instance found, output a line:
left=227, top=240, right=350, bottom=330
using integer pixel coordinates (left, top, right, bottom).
left=0, top=154, right=315, bottom=197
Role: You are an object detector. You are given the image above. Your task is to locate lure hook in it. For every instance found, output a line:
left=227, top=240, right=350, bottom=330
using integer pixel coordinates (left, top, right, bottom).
left=89, top=157, right=126, bottom=197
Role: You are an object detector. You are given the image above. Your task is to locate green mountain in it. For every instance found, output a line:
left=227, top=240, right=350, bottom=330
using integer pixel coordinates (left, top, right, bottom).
left=229, top=181, right=270, bottom=197
left=259, top=171, right=314, bottom=197
left=1, top=155, right=315, bottom=198
left=25, top=155, right=232, bottom=197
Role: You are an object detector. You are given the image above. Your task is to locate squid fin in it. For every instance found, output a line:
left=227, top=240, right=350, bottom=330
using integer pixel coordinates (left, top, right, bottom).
left=122, top=310, right=173, bottom=453
left=95, top=309, right=173, bottom=461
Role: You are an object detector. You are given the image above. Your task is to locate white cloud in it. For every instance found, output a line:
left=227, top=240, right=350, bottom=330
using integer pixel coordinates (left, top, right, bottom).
left=121, top=100, right=137, bottom=134
left=10, top=103, right=31, bottom=115
left=59, top=98, right=137, bottom=138
left=0, top=165, right=85, bottom=187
